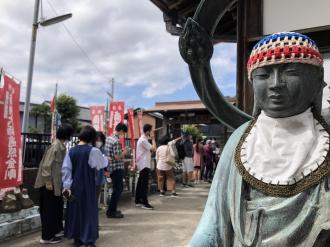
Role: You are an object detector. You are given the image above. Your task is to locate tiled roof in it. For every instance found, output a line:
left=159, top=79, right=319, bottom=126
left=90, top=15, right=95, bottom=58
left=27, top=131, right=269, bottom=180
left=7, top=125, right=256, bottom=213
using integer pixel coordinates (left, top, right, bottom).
left=145, top=98, right=236, bottom=113
left=145, top=100, right=206, bottom=112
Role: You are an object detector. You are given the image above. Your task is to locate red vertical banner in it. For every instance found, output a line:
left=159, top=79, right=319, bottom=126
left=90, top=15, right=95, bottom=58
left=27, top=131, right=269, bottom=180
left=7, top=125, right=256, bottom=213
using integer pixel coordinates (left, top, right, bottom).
left=90, top=105, right=105, bottom=132
left=127, top=108, right=136, bottom=171
left=137, top=110, right=143, bottom=137
left=0, top=75, right=22, bottom=188
left=0, top=89, right=3, bottom=103
left=107, top=101, right=125, bottom=135
left=108, top=101, right=125, bottom=147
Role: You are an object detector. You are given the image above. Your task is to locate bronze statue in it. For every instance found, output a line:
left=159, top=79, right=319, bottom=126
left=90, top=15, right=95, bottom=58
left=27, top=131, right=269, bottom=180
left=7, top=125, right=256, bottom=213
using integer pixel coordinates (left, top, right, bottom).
left=179, top=1, right=330, bottom=246
left=179, top=0, right=251, bottom=130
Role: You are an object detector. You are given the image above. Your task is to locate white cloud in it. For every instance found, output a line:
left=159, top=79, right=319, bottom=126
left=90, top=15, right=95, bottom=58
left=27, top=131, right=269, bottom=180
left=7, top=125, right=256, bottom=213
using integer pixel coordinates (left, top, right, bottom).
left=0, top=0, right=237, bottom=107
left=143, top=79, right=190, bottom=98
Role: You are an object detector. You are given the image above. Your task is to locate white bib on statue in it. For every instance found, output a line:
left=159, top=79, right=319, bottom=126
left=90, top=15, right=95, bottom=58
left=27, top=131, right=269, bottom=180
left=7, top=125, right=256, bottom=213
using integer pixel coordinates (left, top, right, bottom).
left=240, top=108, right=329, bottom=185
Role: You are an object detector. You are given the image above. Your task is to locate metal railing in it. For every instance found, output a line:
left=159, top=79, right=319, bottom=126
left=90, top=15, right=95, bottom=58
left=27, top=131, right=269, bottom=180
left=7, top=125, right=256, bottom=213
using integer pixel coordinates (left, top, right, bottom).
left=21, top=133, right=138, bottom=168
left=21, top=133, right=52, bottom=168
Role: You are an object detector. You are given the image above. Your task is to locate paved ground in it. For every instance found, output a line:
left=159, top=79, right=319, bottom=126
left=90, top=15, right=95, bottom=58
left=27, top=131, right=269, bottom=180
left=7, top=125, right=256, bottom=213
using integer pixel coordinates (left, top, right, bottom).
left=1, top=183, right=210, bottom=247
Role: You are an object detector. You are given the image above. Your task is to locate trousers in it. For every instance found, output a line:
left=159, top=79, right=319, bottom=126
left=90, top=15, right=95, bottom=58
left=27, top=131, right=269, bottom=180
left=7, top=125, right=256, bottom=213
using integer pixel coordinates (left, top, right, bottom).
left=107, top=169, right=124, bottom=214
left=135, top=168, right=150, bottom=204
left=39, top=186, right=63, bottom=240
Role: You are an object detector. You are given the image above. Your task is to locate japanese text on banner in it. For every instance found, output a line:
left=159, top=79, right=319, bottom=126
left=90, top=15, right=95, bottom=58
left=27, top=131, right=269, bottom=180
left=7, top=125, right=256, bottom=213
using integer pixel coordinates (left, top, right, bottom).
left=90, top=105, right=105, bottom=132
left=108, top=101, right=125, bottom=136
left=0, top=75, right=22, bottom=188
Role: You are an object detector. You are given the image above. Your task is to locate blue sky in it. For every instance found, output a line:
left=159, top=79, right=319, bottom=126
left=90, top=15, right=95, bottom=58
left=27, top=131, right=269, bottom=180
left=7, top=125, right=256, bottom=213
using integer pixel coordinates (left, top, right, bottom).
left=116, top=43, right=237, bottom=109
left=0, top=0, right=237, bottom=110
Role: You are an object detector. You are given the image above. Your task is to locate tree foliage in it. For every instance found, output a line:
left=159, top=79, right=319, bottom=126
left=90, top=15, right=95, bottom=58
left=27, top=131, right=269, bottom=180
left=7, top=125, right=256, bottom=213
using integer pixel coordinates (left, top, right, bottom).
left=183, top=124, right=202, bottom=140
left=31, top=103, right=51, bottom=115
left=56, top=94, right=80, bottom=131
left=30, top=103, right=51, bottom=133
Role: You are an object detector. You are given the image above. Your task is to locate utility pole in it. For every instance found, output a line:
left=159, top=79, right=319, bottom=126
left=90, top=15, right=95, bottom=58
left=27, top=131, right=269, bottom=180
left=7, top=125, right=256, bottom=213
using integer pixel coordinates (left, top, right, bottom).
left=22, top=1, right=72, bottom=134
left=22, top=0, right=40, bottom=134
left=104, top=78, right=115, bottom=204
left=105, top=77, right=115, bottom=134
left=107, top=77, right=115, bottom=102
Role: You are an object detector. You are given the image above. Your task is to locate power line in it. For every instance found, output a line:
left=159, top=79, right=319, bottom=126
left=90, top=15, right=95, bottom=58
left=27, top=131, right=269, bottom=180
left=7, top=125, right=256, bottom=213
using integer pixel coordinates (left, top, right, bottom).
left=46, top=0, right=109, bottom=81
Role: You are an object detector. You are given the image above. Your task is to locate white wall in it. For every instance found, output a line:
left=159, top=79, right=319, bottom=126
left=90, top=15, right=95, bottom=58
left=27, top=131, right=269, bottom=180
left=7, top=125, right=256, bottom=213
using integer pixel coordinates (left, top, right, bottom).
left=263, top=0, right=330, bottom=35
left=322, top=53, right=330, bottom=110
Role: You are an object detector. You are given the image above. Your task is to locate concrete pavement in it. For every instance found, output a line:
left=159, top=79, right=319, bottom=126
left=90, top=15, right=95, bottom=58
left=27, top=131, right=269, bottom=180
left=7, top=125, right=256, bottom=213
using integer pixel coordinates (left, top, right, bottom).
left=0, top=183, right=210, bottom=247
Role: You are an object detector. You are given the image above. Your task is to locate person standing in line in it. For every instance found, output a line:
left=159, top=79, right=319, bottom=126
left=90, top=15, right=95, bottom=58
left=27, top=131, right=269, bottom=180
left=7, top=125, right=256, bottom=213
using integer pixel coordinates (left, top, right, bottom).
left=95, top=131, right=106, bottom=208
left=104, top=123, right=128, bottom=219
left=156, top=135, right=181, bottom=197
left=182, top=134, right=194, bottom=187
left=62, top=126, right=108, bottom=247
left=135, top=124, right=157, bottom=210
left=203, top=140, right=214, bottom=183
left=193, top=138, right=204, bottom=184
left=176, top=134, right=187, bottom=164
left=35, top=124, right=73, bottom=244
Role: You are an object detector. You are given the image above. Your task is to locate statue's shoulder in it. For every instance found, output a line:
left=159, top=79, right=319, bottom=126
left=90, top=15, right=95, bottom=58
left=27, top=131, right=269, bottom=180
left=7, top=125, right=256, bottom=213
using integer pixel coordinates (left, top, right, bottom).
left=226, top=121, right=252, bottom=146
left=221, top=121, right=252, bottom=160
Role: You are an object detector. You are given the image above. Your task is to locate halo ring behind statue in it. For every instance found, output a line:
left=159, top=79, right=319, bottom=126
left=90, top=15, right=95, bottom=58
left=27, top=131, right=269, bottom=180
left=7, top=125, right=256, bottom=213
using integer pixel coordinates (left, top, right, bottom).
left=179, top=0, right=252, bottom=130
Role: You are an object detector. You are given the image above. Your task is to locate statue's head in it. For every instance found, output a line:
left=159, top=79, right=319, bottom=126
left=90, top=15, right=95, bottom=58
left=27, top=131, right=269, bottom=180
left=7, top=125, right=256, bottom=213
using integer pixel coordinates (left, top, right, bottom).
left=247, top=32, right=325, bottom=118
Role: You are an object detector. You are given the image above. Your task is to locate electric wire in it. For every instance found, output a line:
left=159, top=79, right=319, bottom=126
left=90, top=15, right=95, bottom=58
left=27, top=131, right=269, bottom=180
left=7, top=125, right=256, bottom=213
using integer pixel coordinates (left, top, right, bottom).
left=46, top=0, right=109, bottom=81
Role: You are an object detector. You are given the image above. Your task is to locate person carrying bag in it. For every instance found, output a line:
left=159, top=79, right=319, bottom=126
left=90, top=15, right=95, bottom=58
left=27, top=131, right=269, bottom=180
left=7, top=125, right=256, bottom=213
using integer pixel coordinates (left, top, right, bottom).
left=156, top=135, right=182, bottom=197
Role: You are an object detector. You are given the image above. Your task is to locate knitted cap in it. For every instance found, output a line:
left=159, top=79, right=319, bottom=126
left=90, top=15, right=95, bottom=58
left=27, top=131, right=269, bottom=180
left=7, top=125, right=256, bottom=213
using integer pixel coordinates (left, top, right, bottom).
left=247, top=32, right=323, bottom=80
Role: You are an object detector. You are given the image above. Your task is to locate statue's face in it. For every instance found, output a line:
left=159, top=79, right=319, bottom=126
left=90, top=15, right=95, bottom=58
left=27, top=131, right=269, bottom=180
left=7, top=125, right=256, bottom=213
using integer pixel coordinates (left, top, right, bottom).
left=251, top=63, right=323, bottom=118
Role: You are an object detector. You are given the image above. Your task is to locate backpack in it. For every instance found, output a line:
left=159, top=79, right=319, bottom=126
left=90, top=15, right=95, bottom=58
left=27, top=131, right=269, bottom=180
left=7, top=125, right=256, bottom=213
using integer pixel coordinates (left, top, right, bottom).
left=176, top=141, right=186, bottom=160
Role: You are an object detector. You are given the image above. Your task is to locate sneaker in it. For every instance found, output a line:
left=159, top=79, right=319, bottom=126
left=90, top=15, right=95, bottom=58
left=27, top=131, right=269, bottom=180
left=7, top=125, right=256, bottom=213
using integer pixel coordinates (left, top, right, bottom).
left=182, top=183, right=188, bottom=188
left=135, top=203, right=143, bottom=207
left=171, top=193, right=179, bottom=197
left=187, top=184, right=195, bottom=187
left=55, top=231, right=64, bottom=237
left=107, top=211, right=124, bottom=218
left=141, top=203, right=154, bottom=210
left=159, top=192, right=165, bottom=197
left=40, top=237, right=62, bottom=244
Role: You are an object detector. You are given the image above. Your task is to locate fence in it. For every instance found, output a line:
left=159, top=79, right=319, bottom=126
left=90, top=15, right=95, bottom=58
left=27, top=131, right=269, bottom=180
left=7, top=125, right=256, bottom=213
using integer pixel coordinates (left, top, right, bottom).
left=21, top=133, right=148, bottom=203
left=21, top=133, right=52, bottom=168
left=21, top=133, right=138, bottom=168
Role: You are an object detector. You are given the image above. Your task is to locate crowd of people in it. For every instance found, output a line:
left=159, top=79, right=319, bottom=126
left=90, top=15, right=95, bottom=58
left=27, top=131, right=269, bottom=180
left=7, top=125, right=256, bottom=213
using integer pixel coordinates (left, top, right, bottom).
left=34, top=122, right=221, bottom=246
left=176, top=134, right=220, bottom=186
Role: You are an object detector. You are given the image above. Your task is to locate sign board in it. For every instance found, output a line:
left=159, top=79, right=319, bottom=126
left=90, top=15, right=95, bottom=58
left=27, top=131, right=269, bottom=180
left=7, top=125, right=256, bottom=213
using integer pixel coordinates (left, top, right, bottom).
left=0, top=75, right=22, bottom=188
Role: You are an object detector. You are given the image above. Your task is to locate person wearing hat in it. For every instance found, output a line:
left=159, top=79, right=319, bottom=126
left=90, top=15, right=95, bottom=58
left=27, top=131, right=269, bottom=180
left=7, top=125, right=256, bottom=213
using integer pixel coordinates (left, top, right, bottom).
left=189, top=32, right=330, bottom=246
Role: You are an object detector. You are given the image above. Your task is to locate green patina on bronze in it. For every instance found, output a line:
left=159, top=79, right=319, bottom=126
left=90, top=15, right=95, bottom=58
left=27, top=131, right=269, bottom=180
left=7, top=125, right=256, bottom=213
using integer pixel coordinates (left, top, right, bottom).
left=179, top=0, right=330, bottom=246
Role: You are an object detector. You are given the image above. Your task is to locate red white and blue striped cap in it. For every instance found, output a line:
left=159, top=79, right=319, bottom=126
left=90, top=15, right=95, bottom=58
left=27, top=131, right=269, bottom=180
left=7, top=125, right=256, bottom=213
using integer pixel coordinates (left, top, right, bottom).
left=247, top=32, right=323, bottom=80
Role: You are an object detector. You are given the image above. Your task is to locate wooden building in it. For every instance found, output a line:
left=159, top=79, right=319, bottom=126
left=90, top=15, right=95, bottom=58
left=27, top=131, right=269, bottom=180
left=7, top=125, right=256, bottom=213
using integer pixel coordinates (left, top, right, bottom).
left=124, top=109, right=166, bottom=140
left=145, top=99, right=236, bottom=146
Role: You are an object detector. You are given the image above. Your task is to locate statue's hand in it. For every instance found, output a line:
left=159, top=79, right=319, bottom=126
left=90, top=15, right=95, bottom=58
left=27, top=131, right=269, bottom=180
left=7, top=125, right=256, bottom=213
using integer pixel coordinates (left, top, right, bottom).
left=179, top=18, right=213, bottom=66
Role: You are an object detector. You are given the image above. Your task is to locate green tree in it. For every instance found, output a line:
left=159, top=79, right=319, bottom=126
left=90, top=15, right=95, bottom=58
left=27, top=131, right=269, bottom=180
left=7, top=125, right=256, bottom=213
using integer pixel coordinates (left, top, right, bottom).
left=30, top=103, right=51, bottom=133
left=183, top=124, right=202, bottom=141
left=56, top=94, right=80, bottom=132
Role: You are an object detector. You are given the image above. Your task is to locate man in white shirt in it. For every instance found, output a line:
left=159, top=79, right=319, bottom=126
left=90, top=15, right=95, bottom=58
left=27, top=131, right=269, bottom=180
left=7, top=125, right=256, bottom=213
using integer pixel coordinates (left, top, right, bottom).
left=135, top=124, right=156, bottom=210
